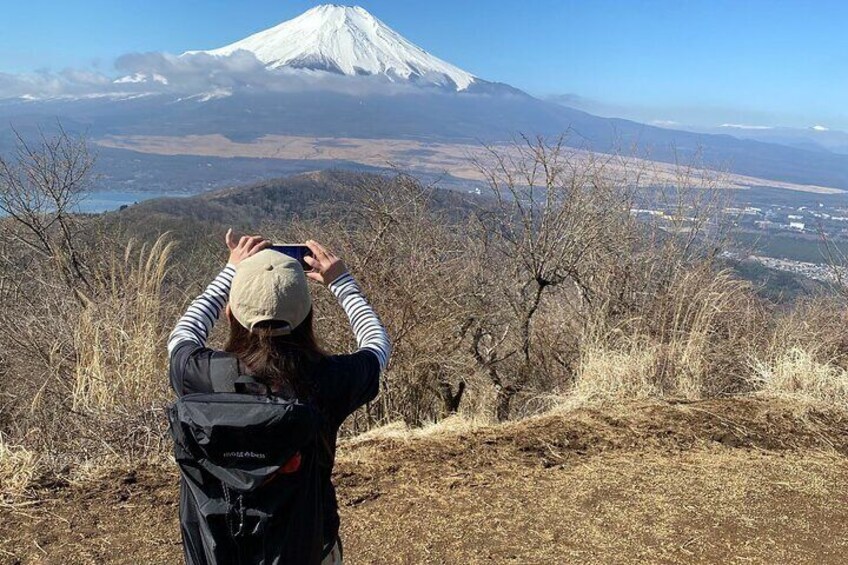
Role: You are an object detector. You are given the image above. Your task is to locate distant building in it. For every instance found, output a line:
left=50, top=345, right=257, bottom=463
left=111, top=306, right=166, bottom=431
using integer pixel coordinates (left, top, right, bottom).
left=789, top=221, right=805, bottom=231
left=630, top=209, right=664, bottom=216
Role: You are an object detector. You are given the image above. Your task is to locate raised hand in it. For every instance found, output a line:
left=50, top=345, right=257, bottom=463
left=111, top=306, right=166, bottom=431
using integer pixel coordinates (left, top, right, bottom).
left=226, top=228, right=270, bottom=266
left=303, top=239, right=347, bottom=285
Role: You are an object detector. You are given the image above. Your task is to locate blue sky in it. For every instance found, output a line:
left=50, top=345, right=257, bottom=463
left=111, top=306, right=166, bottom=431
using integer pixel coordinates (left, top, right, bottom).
left=2, top=0, right=846, bottom=129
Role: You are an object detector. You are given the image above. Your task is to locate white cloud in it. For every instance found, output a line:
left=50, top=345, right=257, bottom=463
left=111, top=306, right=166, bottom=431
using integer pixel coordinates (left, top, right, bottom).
left=811, top=125, right=829, bottom=132
left=113, top=73, right=147, bottom=84
left=719, top=123, right=773, bottom=130
left=0, top=50, right=437, bottom=100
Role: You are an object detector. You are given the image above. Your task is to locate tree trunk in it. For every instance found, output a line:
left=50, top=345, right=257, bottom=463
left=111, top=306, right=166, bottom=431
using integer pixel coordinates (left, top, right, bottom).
left=437, top=380, right=466, bottom=418
left=494, top=385, right=516, bottom=422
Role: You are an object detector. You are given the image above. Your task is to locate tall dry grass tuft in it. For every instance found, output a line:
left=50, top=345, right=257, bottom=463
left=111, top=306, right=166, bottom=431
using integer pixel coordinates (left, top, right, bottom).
left=570, top=337, right=665, bottom=405
left=0, top=433, right=39, bottom=500
left=751, top=348, right=848, bottom=409
left=72, top=235, right=175, bottom=414
left=567, top=268, right=763, bottom=407
left=750, top=299, right=848, bottom=409
left=646, top=268, right=762, bottom=397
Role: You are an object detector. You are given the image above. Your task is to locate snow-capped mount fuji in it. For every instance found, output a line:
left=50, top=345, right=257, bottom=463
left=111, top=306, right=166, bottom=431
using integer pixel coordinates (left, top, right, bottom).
left=8, top=4, right=848, bottom=195
left=186, top=4, right=477, bottom=91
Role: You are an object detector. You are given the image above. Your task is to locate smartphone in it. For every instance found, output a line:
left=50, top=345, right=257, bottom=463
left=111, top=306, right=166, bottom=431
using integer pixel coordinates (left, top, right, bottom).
left=268, top=244, right=313, bottom=270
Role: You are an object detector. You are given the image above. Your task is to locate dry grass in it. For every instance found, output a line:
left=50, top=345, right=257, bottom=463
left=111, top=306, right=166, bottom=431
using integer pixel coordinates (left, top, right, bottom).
left=751, top=348, right=848, bottom=409
left=63, top=452, right=171, bottom=490
left=0, top=434, right=39, bottom=500
left=71, top=236, right=174, bottom=413
left=562, top=269, right=762, bottom=409
left=568, top=340, right=667, bottom=405
left=346, top=413, right=489, bottom=446
left=0, top=234, right=176, bottom=500
left=748, top=298, right=848, bottom=410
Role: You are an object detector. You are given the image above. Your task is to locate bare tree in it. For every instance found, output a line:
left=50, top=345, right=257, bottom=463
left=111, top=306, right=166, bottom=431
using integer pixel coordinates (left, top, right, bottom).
left=343, top=173, right=480, bottom=422
left=275, top=172, right=479, bottom=425
left=470, top=136, right=638, bottom=420
left=0, top=124, right=95, bottom=297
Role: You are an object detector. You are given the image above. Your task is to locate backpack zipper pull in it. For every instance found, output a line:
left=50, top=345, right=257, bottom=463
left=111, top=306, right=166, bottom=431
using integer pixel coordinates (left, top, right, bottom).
left=235, top=493, right=246, bottom=537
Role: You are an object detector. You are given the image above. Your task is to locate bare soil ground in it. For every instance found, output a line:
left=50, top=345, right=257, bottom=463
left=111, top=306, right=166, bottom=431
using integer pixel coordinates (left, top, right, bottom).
left=2, top=397, right=847, bottom=564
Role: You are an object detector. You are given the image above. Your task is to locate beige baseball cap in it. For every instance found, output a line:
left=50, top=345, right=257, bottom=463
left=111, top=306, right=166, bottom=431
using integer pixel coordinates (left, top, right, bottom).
left=229, top=249, right=312, bottom=336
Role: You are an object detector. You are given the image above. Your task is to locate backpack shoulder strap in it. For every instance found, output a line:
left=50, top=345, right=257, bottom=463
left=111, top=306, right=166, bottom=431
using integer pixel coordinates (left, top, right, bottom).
left=209, top=355, right=272, bottom=395
left=208, top=356, right=241, bottom=393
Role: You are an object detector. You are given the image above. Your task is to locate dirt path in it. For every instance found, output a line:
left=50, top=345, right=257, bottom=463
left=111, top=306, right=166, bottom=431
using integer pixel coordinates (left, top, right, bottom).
left=2, top=399, right=847, bottom=564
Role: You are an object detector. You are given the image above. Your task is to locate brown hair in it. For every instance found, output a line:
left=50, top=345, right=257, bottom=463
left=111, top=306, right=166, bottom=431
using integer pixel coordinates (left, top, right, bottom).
left=223, top=309, right=326, bottom=399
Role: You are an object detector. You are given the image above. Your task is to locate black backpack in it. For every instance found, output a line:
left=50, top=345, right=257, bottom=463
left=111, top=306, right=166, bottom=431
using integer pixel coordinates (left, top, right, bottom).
left=167, top=357, right=328, bottom=565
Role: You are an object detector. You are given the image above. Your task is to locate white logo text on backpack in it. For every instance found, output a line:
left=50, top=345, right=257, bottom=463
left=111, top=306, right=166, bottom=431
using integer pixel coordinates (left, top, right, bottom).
left=222, top=451, right=267, bottom=459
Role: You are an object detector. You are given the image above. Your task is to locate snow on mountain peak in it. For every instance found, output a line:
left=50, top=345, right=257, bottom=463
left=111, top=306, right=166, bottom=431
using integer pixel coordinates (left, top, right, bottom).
left=186, top=4, right=476, bottom=91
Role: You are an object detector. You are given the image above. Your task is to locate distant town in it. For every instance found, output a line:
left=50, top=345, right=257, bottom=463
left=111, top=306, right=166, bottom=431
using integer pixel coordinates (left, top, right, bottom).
left=628, top=186, right=848, bottom=282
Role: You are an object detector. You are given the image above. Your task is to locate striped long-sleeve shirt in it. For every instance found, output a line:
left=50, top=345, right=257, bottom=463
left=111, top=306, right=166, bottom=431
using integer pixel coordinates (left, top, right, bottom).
left=167, top=265, right=391, bottom=371
left=167, top=264, right=237, bottom=355
left=327, top=272, right=391, bottom=370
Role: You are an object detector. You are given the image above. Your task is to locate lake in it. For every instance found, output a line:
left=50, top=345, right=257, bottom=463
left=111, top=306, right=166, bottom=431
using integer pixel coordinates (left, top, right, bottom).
left=0, top=190, right=190, bottom=217
left=76, top=191, right=190, bottom=213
